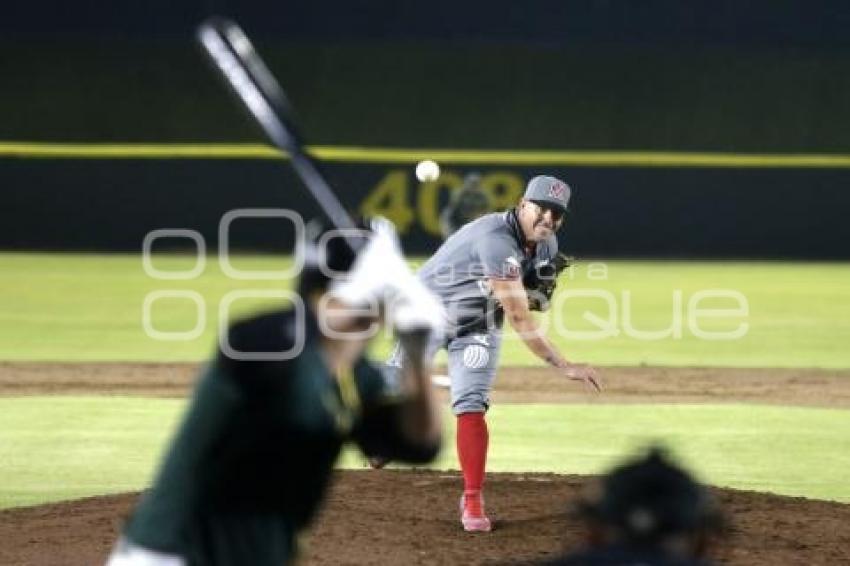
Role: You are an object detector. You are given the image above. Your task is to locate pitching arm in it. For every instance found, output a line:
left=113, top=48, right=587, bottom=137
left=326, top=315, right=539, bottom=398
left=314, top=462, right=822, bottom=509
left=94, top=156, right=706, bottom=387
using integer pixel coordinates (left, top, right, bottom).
left=490, top=277, right=600, bottom=391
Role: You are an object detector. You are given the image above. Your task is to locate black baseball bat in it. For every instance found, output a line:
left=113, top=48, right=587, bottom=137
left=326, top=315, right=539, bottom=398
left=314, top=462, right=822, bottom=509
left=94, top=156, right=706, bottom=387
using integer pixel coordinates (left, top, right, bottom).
left=196, top=17, right=360, bottom=244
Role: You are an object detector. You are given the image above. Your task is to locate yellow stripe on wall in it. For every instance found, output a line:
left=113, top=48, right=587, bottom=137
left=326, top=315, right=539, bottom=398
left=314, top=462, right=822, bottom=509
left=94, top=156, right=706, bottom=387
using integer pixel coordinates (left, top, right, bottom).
left=0, top=142, right=282, bottom=160
left=2, top=142, right=850, bottom=168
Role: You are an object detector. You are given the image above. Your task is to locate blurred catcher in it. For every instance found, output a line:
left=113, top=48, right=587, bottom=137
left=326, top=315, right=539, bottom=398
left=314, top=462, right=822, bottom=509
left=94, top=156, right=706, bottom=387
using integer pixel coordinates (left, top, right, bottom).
left=543, top=447, right=725, bottom=566
left=377, top=175, right=599, bottom=533
left=106, top=218, right=444, bottom=566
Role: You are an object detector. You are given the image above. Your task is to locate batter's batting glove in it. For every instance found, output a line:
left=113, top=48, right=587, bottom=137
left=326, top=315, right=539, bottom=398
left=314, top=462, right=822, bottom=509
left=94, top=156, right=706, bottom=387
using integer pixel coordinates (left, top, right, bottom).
left=330, top=217, right=445, bottom=337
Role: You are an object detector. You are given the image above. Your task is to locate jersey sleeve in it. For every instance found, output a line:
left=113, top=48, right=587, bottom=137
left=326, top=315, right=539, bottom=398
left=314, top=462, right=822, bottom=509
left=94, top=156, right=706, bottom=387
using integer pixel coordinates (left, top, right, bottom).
left=351, top=357, right=395, bottom=404
left=350, top=358, right=440, bottom=464
left=475, top=234, right=522, bottom=280
left=216, top=309, right=299, bottom=394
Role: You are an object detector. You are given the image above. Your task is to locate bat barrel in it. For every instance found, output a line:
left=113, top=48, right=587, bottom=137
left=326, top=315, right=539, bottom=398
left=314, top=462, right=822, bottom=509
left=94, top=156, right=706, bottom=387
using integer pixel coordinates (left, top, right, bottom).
left=197, top=17, right=361, bottom=249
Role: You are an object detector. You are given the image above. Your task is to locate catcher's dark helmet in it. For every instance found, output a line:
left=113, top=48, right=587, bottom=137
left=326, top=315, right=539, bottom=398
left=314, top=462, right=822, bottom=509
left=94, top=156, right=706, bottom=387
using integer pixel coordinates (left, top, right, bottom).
left=578, top=447, right=723, bottom=544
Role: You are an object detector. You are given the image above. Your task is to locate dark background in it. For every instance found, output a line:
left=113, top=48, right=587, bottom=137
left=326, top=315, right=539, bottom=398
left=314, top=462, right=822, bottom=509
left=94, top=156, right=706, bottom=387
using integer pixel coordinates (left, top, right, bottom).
left=3, top=0, right=849, bottom=257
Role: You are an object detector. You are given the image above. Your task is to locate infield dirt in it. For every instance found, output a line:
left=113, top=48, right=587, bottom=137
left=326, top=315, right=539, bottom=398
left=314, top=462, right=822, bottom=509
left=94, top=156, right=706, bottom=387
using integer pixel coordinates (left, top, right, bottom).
left=1, top=363, right=848, bottom=565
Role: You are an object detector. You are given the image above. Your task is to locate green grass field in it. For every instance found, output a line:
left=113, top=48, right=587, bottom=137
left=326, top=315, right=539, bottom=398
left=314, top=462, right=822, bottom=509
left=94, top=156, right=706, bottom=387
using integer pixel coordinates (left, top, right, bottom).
left=2, top=253, right=850, bottom=367
left=1, top=397, right=848, bottom=509
left=1, top=253, right=849, bottom=509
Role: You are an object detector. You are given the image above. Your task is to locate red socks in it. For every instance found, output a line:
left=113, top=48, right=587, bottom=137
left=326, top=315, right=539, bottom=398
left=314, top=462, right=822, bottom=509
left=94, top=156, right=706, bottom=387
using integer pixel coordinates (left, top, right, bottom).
left=456, top=412, right=488, bottom=493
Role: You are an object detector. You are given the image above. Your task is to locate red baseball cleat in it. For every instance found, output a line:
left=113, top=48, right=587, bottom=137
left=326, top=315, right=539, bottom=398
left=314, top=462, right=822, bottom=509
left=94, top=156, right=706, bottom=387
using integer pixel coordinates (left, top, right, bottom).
left=460, top=490, right=492, bottom=532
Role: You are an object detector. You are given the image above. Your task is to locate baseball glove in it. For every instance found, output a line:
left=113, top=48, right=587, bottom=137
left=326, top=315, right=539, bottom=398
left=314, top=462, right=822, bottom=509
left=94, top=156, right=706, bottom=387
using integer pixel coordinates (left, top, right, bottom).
left=523, top=252, right=573, bottom=312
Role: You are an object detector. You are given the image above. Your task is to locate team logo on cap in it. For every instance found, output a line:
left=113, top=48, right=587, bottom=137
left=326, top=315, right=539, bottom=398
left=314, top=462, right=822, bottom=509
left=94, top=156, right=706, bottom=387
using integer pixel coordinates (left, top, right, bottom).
left=549, top=181, right=567, bottom=200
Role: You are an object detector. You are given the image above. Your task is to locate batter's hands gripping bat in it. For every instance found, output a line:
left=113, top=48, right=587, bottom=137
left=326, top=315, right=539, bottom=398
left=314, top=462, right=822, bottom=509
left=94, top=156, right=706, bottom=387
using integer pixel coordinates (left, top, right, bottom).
left=197, top=17, right=447, bottom=378
left=196, top=17, right=360, bottom=247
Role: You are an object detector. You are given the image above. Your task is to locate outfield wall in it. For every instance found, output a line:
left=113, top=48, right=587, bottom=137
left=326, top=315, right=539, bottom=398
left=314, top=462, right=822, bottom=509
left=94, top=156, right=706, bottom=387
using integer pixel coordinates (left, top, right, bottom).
left=4, top=150, right=849, bottom=258
left=4, top=14, right=849, bottom=257
left=3, top=42, right=849, bottom=153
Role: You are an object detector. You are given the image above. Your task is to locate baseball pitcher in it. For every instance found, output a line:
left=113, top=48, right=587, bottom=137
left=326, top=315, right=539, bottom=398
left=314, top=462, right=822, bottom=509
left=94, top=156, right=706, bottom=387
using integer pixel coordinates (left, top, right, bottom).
left=382, top=175, right=599, bottom=532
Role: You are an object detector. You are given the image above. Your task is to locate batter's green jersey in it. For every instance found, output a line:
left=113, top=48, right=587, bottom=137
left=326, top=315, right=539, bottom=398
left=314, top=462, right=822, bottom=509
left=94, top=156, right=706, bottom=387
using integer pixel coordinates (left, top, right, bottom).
left=124, top=308, right=438, bottom=565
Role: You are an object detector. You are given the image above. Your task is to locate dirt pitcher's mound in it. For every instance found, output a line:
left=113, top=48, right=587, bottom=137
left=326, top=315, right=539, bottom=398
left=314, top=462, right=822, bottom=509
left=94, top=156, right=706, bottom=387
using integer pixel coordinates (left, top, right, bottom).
left=1, top=470, right=848, bottom=565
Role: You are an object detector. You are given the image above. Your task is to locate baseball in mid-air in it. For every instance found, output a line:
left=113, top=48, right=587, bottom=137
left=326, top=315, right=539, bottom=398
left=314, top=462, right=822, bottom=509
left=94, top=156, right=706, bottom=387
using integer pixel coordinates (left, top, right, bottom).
left=415, top=159, right=441, bottom=182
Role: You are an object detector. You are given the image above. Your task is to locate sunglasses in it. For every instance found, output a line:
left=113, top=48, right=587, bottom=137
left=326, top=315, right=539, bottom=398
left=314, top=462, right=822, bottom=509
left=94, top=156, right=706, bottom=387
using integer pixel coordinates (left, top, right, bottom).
left=529, top=200, right=567, bottom=223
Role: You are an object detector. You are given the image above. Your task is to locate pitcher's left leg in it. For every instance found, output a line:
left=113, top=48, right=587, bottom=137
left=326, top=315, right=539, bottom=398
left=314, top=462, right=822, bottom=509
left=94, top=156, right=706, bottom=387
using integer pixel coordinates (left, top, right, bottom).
left=447, top=331, right=502, bottom=532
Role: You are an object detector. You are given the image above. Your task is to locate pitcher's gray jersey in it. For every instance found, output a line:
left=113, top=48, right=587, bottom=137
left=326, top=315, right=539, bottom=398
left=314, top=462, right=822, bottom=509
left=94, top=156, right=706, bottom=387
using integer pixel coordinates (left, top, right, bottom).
left=418, top=211, right=558, bottom=337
